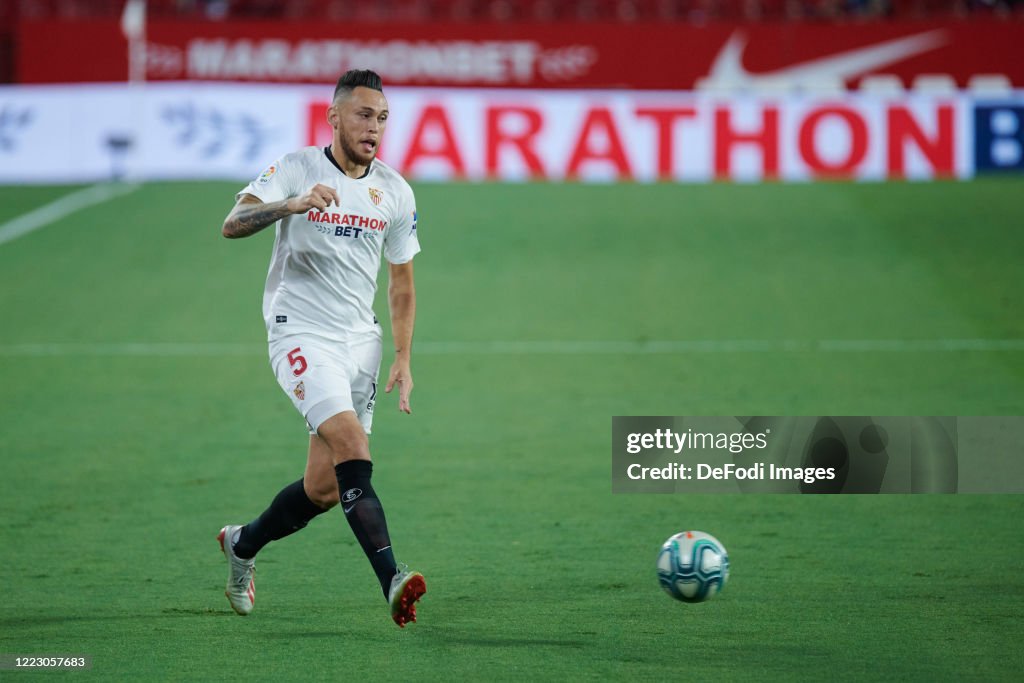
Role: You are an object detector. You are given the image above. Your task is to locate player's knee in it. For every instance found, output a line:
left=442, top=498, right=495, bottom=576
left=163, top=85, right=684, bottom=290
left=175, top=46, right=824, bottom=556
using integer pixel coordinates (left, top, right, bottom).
left=328, top=438, right=371, bottom=464
left=309, top=487, right=339, bottom=509
left=303, top=477, right=339, bottom=509
left=318, top=413, right=371, bottom=463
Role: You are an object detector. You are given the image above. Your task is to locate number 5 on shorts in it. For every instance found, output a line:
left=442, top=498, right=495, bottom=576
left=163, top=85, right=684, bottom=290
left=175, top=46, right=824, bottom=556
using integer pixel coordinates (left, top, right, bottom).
left=288, top=347, right=308, bottom=376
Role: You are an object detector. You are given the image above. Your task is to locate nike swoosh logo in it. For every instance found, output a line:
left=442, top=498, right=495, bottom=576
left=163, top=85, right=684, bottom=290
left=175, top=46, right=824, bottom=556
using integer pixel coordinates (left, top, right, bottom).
left=697, top=29, right=947, bottom=90
left=343, top=504, right=356, bottom=513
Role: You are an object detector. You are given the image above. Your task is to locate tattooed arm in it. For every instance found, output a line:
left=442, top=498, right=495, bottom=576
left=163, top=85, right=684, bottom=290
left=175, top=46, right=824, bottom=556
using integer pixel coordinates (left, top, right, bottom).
left=222, top=184, right=341, bottom=239
left=221, top=195, right=291, bottom=239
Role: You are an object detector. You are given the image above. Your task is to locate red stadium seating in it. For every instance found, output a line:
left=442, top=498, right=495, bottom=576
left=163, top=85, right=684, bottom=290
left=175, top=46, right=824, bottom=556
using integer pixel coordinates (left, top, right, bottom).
left=7, top=0, right=1022, bottom=22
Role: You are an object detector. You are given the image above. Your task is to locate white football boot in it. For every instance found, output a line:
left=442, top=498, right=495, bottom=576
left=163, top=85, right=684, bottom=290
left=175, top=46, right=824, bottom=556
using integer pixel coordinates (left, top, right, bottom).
left=388, top=563, right=426, bottom=628
left=217, top=525, right=255, bottom=616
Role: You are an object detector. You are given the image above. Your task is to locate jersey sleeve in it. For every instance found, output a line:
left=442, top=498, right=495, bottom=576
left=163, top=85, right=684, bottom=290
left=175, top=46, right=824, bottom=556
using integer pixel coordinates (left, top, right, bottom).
left=237, top=154, right=299, bottom=204
left=384, top=184, right=421, bottom=265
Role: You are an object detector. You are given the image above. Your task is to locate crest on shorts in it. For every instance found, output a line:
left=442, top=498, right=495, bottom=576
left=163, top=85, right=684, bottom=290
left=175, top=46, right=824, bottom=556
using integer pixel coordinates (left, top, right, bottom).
left=293, top=381, right=305, bottom=400
left=368, top=187, right=383, bottom=206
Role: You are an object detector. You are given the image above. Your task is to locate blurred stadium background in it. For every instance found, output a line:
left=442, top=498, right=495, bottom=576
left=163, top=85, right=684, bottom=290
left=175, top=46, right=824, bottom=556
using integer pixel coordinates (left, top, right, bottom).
left=3, top=0, right=1024, bottom=23
left=1, top=1, right=1022, bottom=681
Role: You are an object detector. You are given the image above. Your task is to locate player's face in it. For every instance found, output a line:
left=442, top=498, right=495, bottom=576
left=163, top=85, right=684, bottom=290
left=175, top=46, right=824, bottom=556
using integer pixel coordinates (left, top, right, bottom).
left=331, top=87, right=389, bottom=167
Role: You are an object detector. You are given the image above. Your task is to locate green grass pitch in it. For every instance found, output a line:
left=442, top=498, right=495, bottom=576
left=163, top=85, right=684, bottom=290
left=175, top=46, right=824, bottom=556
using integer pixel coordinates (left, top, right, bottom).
left=0, top=179, right=1022, bottom=681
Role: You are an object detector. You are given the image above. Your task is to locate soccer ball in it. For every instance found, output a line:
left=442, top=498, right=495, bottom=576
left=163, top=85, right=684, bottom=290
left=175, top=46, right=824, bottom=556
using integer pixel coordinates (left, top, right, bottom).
left=657, top=531, right=730, bottom=603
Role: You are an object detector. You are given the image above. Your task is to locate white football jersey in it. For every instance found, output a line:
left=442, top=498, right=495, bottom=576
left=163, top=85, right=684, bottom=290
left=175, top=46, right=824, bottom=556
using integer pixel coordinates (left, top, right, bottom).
left=238, top=147, right=420, bottom=342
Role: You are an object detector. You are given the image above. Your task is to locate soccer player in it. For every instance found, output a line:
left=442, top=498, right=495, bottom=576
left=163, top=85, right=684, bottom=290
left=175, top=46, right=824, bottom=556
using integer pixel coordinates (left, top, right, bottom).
left=216, top=69, right=425, bottom=627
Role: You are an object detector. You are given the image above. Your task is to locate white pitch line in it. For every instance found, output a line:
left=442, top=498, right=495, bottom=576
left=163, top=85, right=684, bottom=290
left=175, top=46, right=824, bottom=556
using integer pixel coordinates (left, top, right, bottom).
left=416, top=339, right=1024, bottom=354
left=818, top=339, right=1024, bottom=352
left=0, top=339, right=1023, bottom=357
left=0, top=342, right=258, bottom=357
left=0, top=182, right=141, bottom=246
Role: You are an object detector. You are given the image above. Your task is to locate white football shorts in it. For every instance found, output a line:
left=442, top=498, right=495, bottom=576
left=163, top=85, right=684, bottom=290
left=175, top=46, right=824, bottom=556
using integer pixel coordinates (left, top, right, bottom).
left=268, top=330, right=383, bottom=436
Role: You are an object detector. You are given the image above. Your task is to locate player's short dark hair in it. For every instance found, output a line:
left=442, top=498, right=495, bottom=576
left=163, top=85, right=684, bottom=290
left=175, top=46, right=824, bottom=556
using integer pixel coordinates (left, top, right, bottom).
left=333, top=70, right=384, bottom=101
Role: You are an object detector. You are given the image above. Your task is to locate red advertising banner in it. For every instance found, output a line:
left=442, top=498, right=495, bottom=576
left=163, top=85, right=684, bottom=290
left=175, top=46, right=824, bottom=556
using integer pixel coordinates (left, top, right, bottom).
left=15, top=19, right=1024, bottom=90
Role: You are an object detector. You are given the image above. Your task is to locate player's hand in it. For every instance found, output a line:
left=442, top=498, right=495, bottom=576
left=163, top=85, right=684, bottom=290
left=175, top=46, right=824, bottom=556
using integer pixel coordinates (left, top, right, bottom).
left=385, top=360, right=413, bottom=414
left=287, top=184, right=340, bottom=213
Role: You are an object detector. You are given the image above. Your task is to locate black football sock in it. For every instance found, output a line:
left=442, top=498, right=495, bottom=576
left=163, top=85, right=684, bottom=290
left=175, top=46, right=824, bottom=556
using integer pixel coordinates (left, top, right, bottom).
left=334, top=459, right=398, bottom=598
left=234, top=478, right=328, bottom=560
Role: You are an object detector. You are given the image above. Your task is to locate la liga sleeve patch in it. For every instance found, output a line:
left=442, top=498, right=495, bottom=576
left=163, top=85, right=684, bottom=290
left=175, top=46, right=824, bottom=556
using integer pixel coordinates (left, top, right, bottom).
left=258, top=164, right=277, bottom=184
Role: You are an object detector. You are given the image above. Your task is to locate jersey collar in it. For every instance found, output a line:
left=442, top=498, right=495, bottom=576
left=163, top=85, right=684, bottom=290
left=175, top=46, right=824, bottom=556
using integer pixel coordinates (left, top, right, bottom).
left=324, top=146, right=372, bottom=180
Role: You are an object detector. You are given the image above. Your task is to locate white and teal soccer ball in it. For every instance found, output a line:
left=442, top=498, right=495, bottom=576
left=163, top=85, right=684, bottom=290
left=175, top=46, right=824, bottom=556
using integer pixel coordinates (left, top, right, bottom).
left=657, top=531, right=730, bottom=603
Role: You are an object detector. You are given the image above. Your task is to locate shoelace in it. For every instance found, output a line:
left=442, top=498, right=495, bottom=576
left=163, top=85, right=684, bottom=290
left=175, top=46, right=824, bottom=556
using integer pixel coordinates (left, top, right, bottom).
left=230, top=557, right=255, bottom=588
